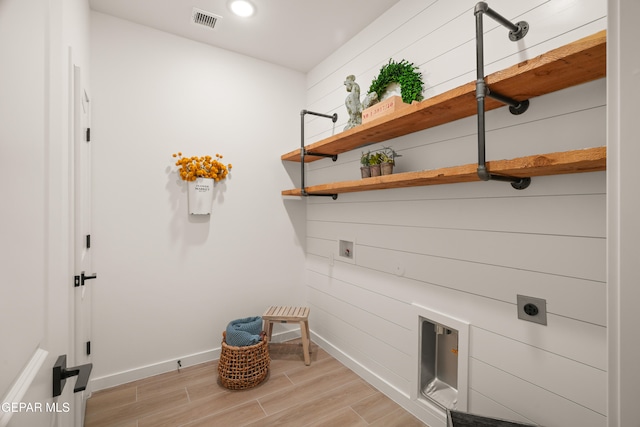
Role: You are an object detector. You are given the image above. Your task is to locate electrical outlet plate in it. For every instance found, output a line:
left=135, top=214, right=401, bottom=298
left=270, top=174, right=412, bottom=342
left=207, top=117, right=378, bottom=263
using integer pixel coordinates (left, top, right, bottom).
left=517, top=295, right=547, bottom=325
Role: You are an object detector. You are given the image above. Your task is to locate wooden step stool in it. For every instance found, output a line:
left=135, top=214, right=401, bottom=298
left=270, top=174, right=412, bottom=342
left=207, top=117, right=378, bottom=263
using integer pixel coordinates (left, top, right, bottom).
left=262, top=306, right=311, bottom=366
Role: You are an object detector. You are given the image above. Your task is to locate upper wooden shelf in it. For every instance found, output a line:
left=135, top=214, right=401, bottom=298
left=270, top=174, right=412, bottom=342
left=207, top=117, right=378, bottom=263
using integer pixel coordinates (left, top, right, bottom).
left=281, top=147, right=606, bottom=196
left=281, top=30, right=606, bottom=163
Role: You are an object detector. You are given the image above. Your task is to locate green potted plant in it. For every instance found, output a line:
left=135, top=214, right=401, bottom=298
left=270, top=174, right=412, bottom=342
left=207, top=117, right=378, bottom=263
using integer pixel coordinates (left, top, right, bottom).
left=368, top=59, right=424, bottom=104
left=368, top=152, right=383, bottom=177
left=360, top=151, right=371, bottom=178
left=380, top=146, right=401, bottom=175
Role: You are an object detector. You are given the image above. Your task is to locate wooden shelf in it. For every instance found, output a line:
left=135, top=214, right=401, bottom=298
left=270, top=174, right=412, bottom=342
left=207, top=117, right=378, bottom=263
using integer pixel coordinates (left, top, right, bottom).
left=281, top=30, right=606, bottom=163
left=281, top=147, right=606, bottom=196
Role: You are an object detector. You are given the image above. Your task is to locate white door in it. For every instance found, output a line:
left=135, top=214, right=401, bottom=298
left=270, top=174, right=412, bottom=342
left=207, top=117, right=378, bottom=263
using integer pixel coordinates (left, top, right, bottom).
left=72, top=64, right=94, bottom=425
left=0, top=0, right=83, bottom=426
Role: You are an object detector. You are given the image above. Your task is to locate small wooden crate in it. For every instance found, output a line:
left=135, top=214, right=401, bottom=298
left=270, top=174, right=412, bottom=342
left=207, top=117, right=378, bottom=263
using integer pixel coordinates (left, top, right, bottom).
left=218, top=331, right=270, bottom=390
left=362, top=96, right=410, bottom=124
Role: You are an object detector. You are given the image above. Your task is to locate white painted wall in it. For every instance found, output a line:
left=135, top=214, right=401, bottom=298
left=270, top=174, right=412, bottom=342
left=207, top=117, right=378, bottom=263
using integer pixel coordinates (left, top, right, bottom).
left=301, top=1, right=607, bottom=426
left=607, top=1, right=640, bottom=426
left=89, top=12, right=307, bottom=389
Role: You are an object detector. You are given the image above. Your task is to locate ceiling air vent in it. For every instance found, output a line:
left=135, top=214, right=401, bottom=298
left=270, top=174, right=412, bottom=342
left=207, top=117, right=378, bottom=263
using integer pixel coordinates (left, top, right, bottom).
left=192, top=7, right=221, bottom=30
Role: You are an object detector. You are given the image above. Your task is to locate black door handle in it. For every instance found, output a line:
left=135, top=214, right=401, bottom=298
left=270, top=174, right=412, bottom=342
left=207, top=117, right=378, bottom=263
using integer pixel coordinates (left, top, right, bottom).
left=52, top=355, right=92, bottom=397
left=74, top=271, right=97, bottom=287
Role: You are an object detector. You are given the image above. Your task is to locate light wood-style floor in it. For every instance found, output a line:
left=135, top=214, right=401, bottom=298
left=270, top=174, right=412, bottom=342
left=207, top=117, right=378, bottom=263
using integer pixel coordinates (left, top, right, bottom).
left=84, top=340, right=429, bottom=427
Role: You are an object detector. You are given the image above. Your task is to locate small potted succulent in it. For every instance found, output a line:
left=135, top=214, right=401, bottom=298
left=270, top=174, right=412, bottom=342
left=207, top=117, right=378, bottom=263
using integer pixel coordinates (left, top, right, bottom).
left=368, top=152, right=383, bottom=177
left=380, top=146, right=401, bottom=175
left=360, top=151, right=371, bottom=178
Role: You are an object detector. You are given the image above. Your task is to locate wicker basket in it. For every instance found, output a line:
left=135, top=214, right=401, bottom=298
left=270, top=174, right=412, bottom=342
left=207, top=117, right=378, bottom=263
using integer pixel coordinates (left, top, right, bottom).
left=218, top=331, right=270, bottom=390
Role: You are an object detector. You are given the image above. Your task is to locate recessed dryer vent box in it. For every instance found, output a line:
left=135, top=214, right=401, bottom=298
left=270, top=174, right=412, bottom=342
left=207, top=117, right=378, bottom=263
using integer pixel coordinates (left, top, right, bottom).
left=338, top=240, right=355, bottom=264
left=420, top=318, right=459, bottom=411
left=412, top=303, right=470, bottom=413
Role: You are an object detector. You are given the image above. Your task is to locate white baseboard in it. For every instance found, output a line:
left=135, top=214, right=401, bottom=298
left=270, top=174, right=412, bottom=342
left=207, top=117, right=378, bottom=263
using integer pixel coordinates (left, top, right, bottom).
left=89, top=348, right=219, bottom=392
left=89, top=329, right=302, bottom=392
left=310, top=331, right=447, bottom=427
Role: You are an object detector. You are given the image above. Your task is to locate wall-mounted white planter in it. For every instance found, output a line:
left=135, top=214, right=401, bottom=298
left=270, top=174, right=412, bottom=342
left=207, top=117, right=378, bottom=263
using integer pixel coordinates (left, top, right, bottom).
left=187, top=177, right=214, bottom=215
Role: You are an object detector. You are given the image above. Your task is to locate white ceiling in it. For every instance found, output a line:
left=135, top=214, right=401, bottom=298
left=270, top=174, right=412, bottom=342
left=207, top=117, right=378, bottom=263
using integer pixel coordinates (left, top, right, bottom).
left=88, top=0, right=401, bottom=72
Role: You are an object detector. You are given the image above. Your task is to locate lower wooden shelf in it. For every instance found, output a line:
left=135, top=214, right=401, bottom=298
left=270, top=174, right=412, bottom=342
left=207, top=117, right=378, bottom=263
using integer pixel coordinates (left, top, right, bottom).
left=281, top=146, right=606, bottom=196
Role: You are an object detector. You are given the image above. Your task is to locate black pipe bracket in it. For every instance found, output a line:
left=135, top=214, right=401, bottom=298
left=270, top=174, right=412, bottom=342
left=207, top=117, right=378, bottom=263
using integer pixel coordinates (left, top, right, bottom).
left=299, top=109, right=339, bottom=199
left=474, top=2, right=531, bottom=190
left=509, top=21, right=529, bottom=41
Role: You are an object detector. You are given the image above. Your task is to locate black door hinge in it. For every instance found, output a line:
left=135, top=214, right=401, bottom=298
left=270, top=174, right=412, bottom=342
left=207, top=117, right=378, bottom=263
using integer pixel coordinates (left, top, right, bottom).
left=86, top=234, right=91, bottom=249
left=86, top=128, right=90, bottom=142
left=86, top=341, right=91, bottom=356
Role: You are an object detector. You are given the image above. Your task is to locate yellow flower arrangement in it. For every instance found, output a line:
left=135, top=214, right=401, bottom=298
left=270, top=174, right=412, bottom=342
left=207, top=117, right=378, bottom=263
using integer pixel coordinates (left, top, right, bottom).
left=172, top=152, right=233, bottom=182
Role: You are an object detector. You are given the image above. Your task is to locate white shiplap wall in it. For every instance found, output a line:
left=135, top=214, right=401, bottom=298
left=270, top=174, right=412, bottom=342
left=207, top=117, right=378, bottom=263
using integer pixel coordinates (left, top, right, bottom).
left=300, top=1, right=607, bottom=426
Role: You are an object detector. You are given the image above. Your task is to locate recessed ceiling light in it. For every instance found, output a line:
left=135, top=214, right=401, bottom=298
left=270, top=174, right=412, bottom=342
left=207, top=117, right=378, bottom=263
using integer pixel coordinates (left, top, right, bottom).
left=229, top=0, right=255, bottom=17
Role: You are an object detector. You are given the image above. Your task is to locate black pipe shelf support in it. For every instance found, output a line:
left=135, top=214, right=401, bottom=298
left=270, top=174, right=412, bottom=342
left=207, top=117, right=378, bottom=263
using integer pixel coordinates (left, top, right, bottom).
left=474, top=2, right=531, bottom=190
left=300, top=109, right=339, bottom=199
